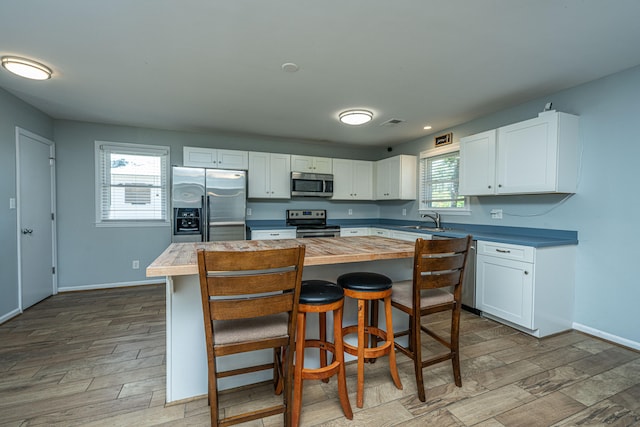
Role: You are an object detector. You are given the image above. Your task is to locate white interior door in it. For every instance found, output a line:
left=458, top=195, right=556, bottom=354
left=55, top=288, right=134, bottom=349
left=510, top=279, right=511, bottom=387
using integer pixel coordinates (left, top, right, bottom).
left=17, top=128, right=57, bottom=310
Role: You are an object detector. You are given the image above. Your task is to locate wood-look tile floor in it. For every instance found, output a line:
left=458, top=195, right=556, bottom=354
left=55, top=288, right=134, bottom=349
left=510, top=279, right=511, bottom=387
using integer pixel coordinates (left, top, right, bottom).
left=1, top=284, right=639, bottom=426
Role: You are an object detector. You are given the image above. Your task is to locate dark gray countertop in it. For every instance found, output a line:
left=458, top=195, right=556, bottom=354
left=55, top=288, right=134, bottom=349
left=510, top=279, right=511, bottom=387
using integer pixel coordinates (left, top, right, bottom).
left=246, top=219, right=578, bottom=248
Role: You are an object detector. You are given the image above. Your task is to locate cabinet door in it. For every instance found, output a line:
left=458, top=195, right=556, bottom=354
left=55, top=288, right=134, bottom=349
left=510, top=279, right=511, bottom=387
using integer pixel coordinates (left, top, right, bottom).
left=375, top=158, right=392, bottom=199
left=476, top=254, right=534, bottom=328
left=497, top=114, right=558, bottom=194
left=217, top=149, right=248, bottom=170
left=459, top=130, right=497, bottom=195
left=370, top=228, right=390, bottom=237
left=352, top=160, right=373, bottom=200
left=340, top=227, right=369, bottom=237
left=251, top=229, right=296, bottom=240
left=291, top=155, right=332, bottom=173
left=331, top=159, right=355, bottom=199
left=390, top=230, right=421, bottom=242
left=268, top=153, right=291, bottom=198
left=183, top=147, right=217, bottom=168
left=248, top=152, right=271, bottom=198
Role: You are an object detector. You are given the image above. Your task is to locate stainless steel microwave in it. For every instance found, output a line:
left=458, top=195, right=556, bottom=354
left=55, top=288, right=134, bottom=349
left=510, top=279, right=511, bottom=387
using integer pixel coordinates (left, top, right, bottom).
left=291, top=171, right=334, bottom=197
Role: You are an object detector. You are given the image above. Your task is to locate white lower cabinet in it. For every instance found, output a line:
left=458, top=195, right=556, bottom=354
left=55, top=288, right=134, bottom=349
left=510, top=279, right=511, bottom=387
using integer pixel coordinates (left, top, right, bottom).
left=389, top=230, right=430, bottom=242
left=340, top=227, right=369, bottom=237
left=476, top=240, right=576, bottom=337
left=250, top=229, right=296, bottom=240
left=370, top=228, right=391, bottom=237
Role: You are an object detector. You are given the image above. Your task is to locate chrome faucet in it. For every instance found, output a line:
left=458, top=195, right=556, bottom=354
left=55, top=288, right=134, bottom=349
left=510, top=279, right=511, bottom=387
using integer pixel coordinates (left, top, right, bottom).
left=421, top=212, right=441, bottom=229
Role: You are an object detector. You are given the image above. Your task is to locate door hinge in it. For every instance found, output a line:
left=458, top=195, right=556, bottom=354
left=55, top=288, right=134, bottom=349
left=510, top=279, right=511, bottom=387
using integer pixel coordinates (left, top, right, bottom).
left=52, top=266, right=56, bottom=274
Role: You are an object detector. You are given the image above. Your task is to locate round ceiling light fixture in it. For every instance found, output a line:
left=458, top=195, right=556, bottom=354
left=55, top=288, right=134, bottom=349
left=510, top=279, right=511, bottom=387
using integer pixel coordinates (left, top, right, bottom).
left=1, top=56, right=52, bottom=80
left=339, top=109, right=373, bottom=125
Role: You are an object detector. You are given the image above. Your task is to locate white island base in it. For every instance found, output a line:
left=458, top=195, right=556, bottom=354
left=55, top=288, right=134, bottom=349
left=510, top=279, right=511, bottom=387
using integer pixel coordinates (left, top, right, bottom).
left=165, top=258, right=413, bottom=403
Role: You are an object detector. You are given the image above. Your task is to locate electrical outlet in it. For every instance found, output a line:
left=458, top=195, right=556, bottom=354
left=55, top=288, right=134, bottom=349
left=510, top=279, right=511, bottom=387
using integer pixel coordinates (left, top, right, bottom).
left=132, top=260, right=140, bottom=269
left=490, top=209, right=503, bottom=219
left=246, top=208, right=252, bottom=216
left=348, top=209, right=353, bottom=216
left=402, top=208, right=407, bottom=216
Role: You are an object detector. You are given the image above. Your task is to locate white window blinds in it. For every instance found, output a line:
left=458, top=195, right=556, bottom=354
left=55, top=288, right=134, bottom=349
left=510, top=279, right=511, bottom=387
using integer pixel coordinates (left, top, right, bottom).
left=96, top=142, right=169, bottom=224
left=419, top=151, right=465, bottom=210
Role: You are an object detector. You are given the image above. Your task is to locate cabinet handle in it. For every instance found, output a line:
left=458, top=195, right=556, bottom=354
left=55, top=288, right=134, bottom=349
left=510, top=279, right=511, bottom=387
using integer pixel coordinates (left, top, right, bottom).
left=498, top=184, right=502, bottom=188
left=488, top=185, right=492, bottom=189
left=496, top=249, right=511, bottom=253
left=524, top=271, right=529, bottom=275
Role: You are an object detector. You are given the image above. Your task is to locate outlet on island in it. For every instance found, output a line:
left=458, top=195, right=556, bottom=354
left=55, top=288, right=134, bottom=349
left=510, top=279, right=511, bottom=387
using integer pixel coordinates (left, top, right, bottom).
left=132, top=260, right=140, bottom=269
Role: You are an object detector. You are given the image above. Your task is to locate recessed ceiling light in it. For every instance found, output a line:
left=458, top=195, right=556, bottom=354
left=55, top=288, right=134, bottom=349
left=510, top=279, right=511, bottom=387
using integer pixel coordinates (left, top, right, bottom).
left=339, top=110, right=373, bottom=125
left=423, top=125, right=432, bottom=130
left=281, top=62, right=299, bottom=72
left=1, top=56, right=52, bottom=80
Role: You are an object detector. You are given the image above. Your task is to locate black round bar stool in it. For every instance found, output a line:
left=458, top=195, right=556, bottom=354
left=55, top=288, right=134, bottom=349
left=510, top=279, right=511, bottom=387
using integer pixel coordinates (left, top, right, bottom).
left=293, top=280, right=352, bottom=426
left=338, top=272, right=403, bottom=408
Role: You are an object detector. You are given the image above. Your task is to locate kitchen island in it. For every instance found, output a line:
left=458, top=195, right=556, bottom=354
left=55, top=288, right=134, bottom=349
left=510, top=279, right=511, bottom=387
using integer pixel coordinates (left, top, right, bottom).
left=147, top=236, right=416, bottom=403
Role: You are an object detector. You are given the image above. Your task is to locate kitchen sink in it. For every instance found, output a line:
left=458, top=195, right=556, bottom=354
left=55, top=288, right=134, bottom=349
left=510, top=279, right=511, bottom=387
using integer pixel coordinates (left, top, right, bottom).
left=399, top=225, right=447, bottom=232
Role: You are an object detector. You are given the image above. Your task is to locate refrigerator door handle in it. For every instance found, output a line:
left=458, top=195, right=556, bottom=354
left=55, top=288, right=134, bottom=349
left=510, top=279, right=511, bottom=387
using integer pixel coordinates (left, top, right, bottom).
left=205, top=194, right=211, bottom=241
left=201, top=195, right=207, bottom=242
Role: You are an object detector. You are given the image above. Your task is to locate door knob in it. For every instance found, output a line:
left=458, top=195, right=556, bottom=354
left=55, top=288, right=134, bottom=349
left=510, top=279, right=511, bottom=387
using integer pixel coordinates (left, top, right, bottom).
left=22, top=228, right=33, bottom=235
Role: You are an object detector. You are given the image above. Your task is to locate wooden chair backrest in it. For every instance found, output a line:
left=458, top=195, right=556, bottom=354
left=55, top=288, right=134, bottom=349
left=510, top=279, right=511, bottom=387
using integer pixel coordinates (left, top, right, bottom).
left=413, top=236, right=472, bottom=294
left=197, top=245, right=306, bottom=321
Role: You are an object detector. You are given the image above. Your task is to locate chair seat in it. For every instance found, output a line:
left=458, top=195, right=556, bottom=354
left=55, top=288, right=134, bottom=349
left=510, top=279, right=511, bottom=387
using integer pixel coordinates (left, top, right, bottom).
left=300, top=280, right=344, bottom=305
left=337, top=272, right=392, bottom=292
left=391, top=280, right=454, bottom=308
left=214, top=313, right=288, bottom=345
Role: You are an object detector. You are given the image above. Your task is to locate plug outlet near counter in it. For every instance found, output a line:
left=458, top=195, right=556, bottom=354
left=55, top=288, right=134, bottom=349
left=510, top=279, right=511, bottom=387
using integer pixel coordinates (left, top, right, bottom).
left=490, top=209, right=503, bottom=219
left=348, top=209, right=353, bottom=216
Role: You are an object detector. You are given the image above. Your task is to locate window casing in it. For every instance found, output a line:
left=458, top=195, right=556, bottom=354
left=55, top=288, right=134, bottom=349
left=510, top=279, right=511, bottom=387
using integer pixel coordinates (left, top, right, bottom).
left=95, top=141, right=170, bottom=227
left=419, top=144, right=469, bottom=213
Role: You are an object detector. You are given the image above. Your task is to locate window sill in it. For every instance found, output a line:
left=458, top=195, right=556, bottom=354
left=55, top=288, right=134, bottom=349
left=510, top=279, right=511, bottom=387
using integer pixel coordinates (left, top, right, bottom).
left=96, top=221, right=170, bottom=228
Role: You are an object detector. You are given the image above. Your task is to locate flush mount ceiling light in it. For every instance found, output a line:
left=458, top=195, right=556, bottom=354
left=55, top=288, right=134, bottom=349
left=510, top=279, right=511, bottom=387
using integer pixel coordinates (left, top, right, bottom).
left=1, top=56, right=52, bottom=80
left=339, top=109, right=373, bottom=125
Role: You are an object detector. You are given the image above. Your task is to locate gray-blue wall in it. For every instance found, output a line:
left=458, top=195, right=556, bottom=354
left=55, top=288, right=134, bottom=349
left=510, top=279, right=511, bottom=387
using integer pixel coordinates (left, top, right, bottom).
left=0, top=87, right=53, bottom=320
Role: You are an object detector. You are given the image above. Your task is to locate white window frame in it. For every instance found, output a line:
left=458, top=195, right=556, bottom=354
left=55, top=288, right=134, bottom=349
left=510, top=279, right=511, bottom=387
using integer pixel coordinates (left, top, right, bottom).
left=95, top=141, right=171, bottom=227
left=419, top=143, right=470, bottom=215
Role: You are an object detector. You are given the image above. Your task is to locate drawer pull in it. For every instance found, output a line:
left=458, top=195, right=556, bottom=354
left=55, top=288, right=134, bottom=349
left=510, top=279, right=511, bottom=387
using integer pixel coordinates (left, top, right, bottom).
left=524, top=271, right=529, bottom=275
left=496, top=249, right=511, bottom=253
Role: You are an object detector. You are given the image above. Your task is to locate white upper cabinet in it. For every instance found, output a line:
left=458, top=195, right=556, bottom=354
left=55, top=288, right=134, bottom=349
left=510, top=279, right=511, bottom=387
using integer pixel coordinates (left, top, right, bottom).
left=290, top=155, right=332, bottom=174
left=375, top=155, right=417, bottom=200
left=332, top=158, right=374, bottom=200
left=248, top=152, right=291, bottom=199
left=183, top=146, right=248, bottom=170
left=459, top=111, right=579, bottom=195
left=459, top=130, right=497, bottom=196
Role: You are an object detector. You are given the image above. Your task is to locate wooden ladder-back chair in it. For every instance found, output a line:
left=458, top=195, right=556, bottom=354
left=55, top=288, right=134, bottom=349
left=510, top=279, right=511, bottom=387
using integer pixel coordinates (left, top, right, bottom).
left=391, top=236, right=472, bottom=402
left=197, top=245, right=306, bottom=427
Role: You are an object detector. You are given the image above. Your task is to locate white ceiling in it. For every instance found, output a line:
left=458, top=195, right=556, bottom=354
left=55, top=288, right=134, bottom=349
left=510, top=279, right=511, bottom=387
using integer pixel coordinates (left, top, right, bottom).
left=2, top=1, right=640, bottom=147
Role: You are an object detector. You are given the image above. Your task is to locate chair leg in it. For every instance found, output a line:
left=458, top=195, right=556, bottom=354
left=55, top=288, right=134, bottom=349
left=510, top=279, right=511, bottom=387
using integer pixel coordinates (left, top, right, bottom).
left=319, top=311, right=329, bottom=383
left=383, top=295, right=402, bottom=391
left=293, top=311, right=306, bottom=427
left=209, top=356, right=219, bottom=426
left=412, top=313, right=426, bottom=402
left=356, top=298, right=366, bottom=408
left=368, top=299, right=379, bottom=363
left=333, top=304, right=353, bottom=419
left=451, top=305, right=462, bottom=387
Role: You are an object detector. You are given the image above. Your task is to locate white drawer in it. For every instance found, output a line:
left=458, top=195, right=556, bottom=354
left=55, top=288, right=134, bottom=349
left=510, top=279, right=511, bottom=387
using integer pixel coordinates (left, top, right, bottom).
left=477, top=240, right=534, bottom=263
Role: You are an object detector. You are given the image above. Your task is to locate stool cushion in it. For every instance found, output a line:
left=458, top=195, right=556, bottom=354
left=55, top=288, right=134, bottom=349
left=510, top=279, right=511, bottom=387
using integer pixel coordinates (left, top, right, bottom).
left=337, top=272, right=392, bottom=292
left=390, top=280, right=454, bottom=308
left=300, top=280, right=344, bottom=305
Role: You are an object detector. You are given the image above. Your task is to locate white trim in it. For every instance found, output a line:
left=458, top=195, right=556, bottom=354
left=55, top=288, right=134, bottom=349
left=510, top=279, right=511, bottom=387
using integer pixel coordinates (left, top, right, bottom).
left=57, top=278, right=166, bottom=293
left=572, top=322, right=640, bottom=351
left=420, top=142, right=460, bottom=158
left=0, top=308, right=21, bottom=325
left=15, top=127, right=58, bottom=313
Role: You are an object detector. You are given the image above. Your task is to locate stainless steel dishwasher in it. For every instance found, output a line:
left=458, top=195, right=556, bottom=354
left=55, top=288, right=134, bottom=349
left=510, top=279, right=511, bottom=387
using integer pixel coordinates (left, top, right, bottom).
left=432, top=236, right=478, bottom=314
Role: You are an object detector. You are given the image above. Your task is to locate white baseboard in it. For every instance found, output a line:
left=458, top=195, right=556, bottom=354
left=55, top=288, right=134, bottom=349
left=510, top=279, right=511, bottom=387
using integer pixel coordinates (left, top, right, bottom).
left=573, top=322, right=640, bottom=351
left=57, top=278, right=166, bottom=293
left=0, top=308, right=21, bottom=325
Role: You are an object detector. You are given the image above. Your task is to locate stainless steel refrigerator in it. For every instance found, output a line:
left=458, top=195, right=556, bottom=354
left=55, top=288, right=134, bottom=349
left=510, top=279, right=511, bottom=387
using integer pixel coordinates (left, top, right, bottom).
left=171, top=166, right=247, bottom=242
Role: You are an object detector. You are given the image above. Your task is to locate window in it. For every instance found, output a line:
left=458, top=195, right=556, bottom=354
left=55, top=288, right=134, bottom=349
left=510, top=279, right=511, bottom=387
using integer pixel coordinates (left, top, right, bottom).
left=419, top=145, right=468, bottom=213
left=95, top=141, right=170, bottom=226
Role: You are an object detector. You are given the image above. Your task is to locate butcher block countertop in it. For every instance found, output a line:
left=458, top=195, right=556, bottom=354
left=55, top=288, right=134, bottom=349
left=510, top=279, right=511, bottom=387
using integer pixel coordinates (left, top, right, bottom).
left=146, top=236, right=415, bottom=277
